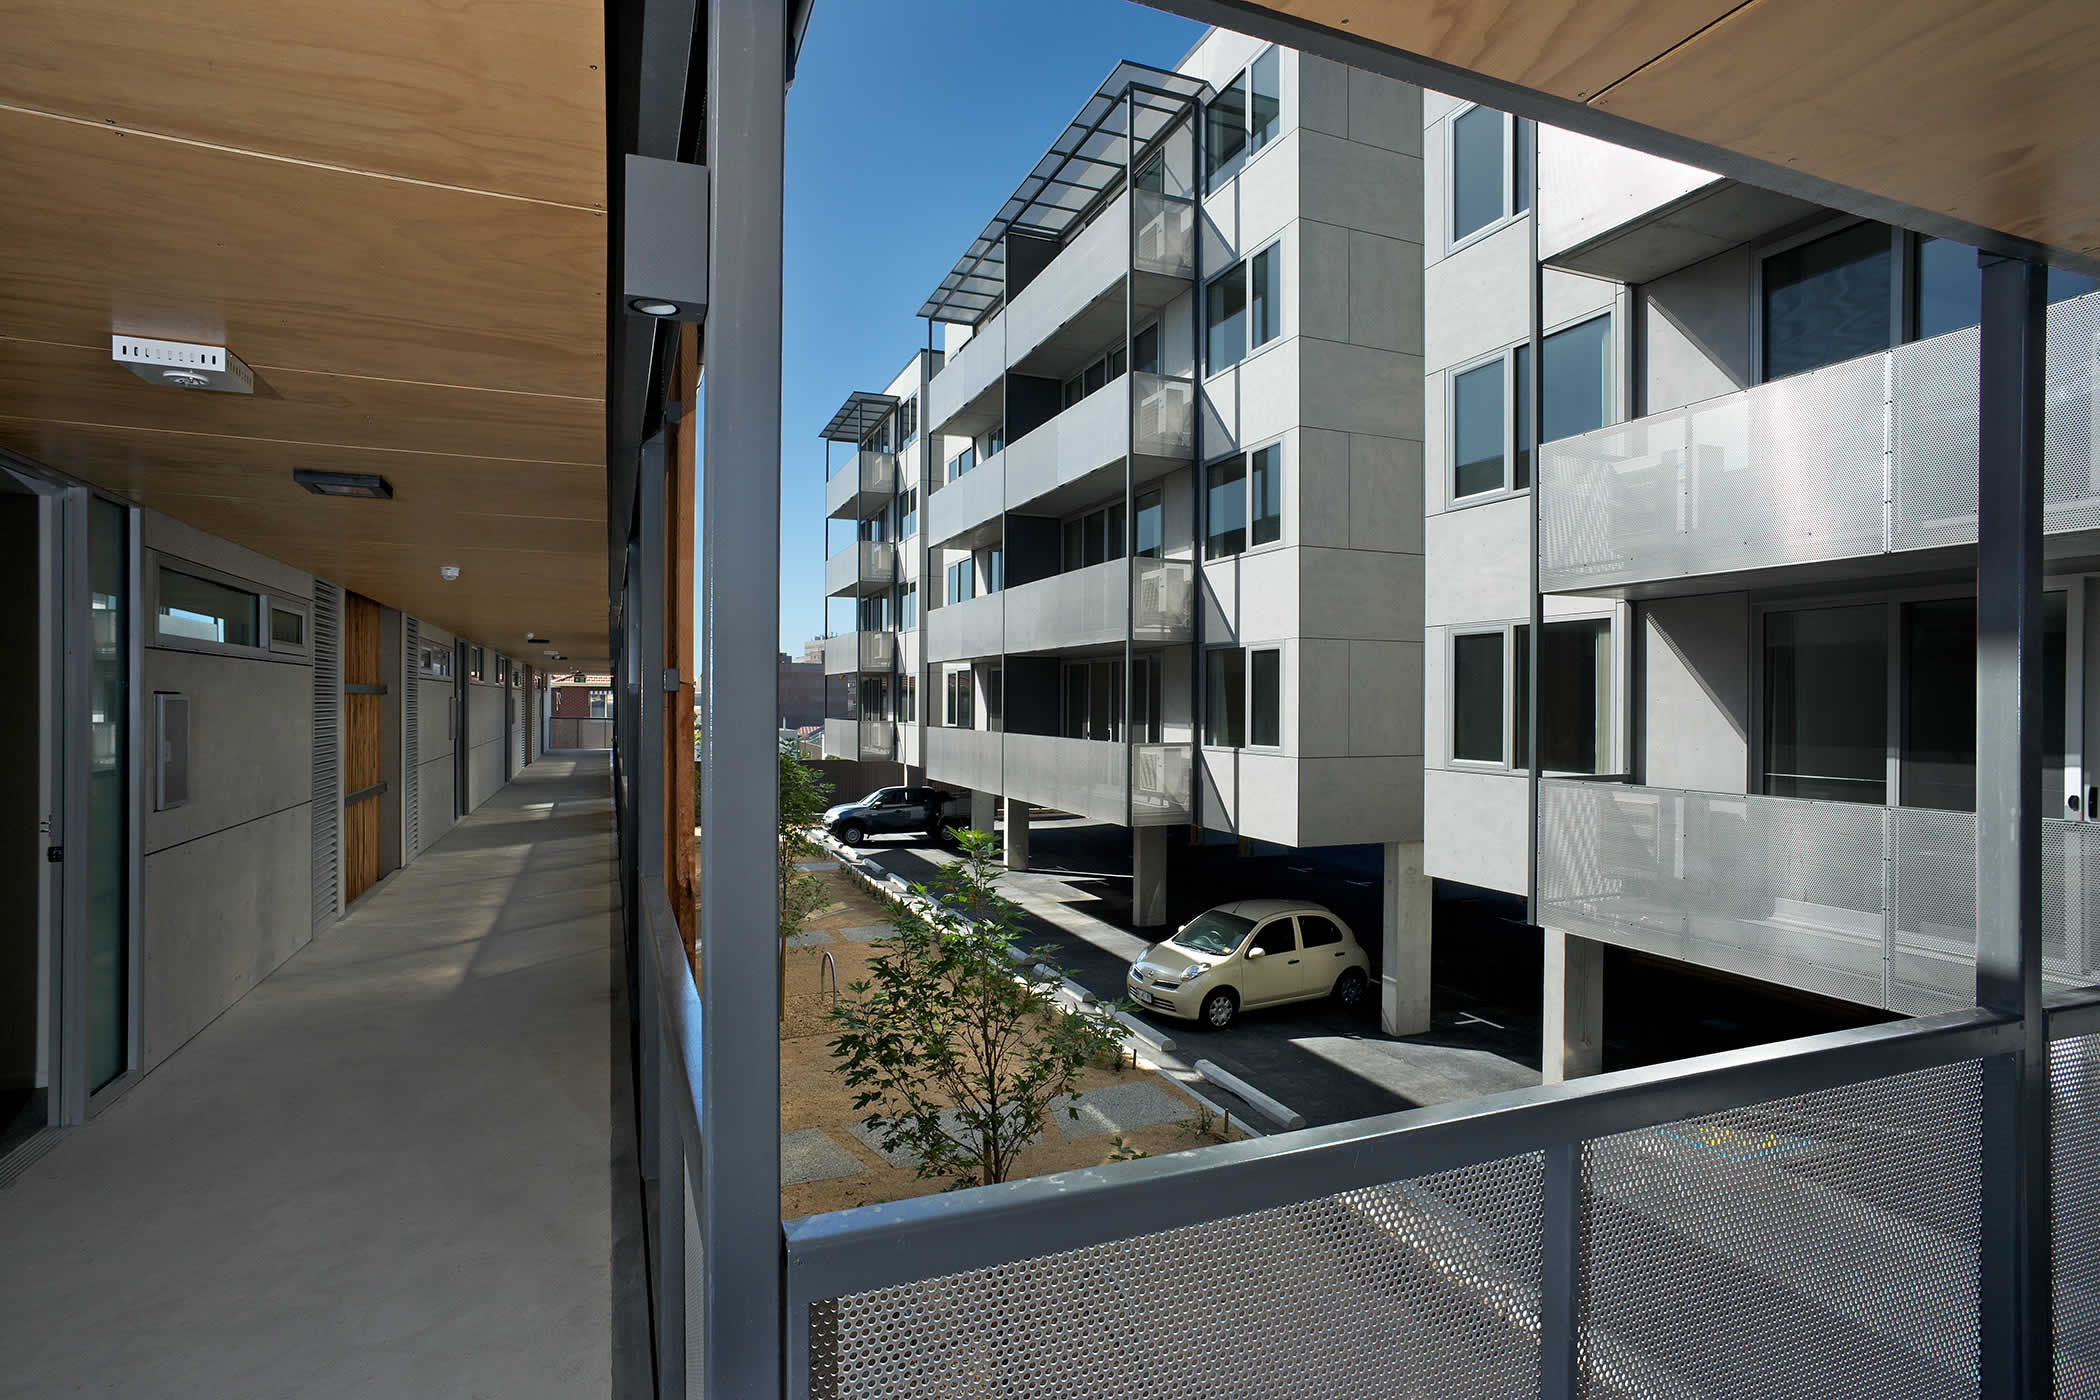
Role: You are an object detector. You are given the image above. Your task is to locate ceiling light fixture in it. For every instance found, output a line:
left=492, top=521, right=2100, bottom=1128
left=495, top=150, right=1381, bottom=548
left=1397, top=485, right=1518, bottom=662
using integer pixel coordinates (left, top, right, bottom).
left=294, top=469, right=393, bottom=500
left=630, top=300, right=680, bottom=317
left=112, top=335, right=255, bottom=394
left=439, top=565, right=461, bottom=581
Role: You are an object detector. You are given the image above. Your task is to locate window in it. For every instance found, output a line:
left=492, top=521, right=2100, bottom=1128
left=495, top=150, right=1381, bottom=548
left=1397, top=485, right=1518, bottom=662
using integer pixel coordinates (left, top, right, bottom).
left=898, top=394, right=918, bottom=445
left=1061, top=658, right=1148, bottom=742
left=1299, top=915, right=1344, bottom=949
left=1452, top=359, right=1505, bottom=500
left=898, top=488, right=918, bottom=539
left=944, top=669, right=974, bottom=728
left=1451, top=313, right=1612, bottom=501
left=1451, top=631, right=1505, bottom=763
left=470, top=646, right=487, bottom=681
left=856, top=594, right=889, bottom=633
left=1205, top=245, right=1282, bottom=373
left=948, top=446, right=975, bottom=481
left=857, top=514, right=887, bottom=543
left=1062, top=345, right=1127, bottom=410
left=1761, top=604, right=1887, bottom=802
left=1206, top=455, right=1247, bottom=556
left=1204, top=48, right=1280, bottom=188
left=1132, top=322, right=1161, bottom=376
left=157, top=567, right=260, bottom=649
left=268, top=603, right=307, bottom=656
left=858, top=675, right=890, bottom=722
left=1205, top=648, right=1245, bottom=747
left=417, top=646, right=453, bottom=680
left=946, top=559, right=974, bottom=605
left=1250, top=444, right=1281, bottom=546
left=898, top=581, right=917, bottom=629
left=981, top=547, right=1003, bottom=593
left=1250, top=648, right=1281, bottom=747
left=1134, top=488, right=1163, bottom=559
left=983, top=664, right=1004, bottom=733
left=1761, top=222, right=1894, bottom=380
left=1059, top=505, right=1125, bottom=574
left=1250, top=920, right=1297, bottom=958
left=1513, top=619, right=1612, bottom=773
left=589, top=689, right=613, bottom=719
left=1450, top=106, right=1530, bottom=245
left=897, top=674, right=916, bottom=723
left=1897, top=594, right=2067, bottom=813
left=1913, top=236, right=2100, bottom=342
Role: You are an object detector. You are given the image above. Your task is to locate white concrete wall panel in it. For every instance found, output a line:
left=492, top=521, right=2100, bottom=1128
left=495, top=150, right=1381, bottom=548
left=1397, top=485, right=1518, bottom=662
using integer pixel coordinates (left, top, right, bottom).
left=467, top=683, right=504, bottom=810
left=1423, top=767, right=1527, bottom=892
left=1536, top=126, right=1719, bottom=264
left=142, top=804, right=309, bottom=1069
left=1297, top=756, right=1423, bottom=849
left=1424, top=221, right=1530, bottom=372
left=1642, top=247, right=1753, bottom=414
left=143, top=649, right=312, bottom=855
left=1298, top=130, right=1422, bottom=245
left=1425, top=497, right=1531, bottom=625
left=1298, top=547, right=1424, bottom=642
left=1641, top=594, right=1751, bottom=793
left=1300, top=340, right=1423, bottom=441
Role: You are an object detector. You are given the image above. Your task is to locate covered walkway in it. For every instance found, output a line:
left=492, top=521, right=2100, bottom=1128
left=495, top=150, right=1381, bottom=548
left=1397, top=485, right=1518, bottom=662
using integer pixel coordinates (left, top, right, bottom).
left=0, top=753, right=640, bottom=1398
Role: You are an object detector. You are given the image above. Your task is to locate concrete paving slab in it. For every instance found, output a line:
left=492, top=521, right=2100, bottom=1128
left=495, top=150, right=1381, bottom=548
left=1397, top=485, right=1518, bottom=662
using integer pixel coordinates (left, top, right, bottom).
left=794, top=861, right=840, bottom=872
left=1054, top=1081, right=1198, bottom=1138
left=837, top=925, right=892, bottom=942
left=784, top=928, right=836, bottom=948
left=844, top=1111, right=1040, bottom=1168
left=781, top=1129, right=866, bottom=1185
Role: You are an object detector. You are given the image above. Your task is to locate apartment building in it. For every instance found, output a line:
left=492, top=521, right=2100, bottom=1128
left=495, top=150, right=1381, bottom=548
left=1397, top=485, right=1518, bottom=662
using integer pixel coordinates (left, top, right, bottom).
left=821, top=34, right=1433, bottom=1030
left=1420, top=99, right=2100, bottom=1077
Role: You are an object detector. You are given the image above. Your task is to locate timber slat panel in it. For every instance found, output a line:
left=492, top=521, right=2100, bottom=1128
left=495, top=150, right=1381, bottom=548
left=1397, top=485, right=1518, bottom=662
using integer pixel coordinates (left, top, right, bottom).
left=343, top=592, right=383, bottom=904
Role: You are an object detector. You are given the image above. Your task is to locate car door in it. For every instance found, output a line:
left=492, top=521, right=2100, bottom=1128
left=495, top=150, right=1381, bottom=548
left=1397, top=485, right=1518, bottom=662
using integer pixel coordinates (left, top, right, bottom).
left=872, top=789, right=912, bottom=833
left=892, top=788, right=932, bottom=832
left=1294, top=914, right=1350, bottom=998
left=1240, top=918, right=1302, bottom=1007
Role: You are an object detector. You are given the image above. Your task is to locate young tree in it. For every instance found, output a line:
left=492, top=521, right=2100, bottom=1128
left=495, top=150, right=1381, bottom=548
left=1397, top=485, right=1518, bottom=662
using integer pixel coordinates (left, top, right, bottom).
left=777, top=740, right=834, bottom=1014
left=828, top=830, right=1127, bottom=1187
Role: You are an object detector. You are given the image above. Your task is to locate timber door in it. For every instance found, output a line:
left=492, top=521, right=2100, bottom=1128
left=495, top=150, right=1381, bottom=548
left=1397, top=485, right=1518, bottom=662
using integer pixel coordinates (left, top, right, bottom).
left=343, top=593, right=384, bottom=903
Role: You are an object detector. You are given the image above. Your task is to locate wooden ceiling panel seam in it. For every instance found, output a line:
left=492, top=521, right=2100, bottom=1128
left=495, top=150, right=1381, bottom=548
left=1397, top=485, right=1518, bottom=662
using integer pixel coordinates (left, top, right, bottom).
left=0, top=0, right=605, bottom=209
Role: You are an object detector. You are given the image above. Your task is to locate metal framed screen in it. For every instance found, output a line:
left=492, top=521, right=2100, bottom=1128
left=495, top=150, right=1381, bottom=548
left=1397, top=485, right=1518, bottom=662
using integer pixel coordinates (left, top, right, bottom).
left=404, top=617, right=420, bottom=860
left=309, top=581, right=341, bottom=931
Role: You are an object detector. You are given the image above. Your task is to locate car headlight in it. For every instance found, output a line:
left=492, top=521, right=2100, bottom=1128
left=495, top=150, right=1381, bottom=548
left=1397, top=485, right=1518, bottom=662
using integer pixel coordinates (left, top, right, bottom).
left=1180, top=964, right=1209, bottom=982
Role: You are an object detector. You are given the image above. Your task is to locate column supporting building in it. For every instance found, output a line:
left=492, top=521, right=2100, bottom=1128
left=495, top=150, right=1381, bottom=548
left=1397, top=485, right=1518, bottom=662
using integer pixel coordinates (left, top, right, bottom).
left=1004, top=799, right=1030, bottom=871
left=1132, top=826, right=1168, bottom=928
left=1543, top=928, right=1604, bottom=1083
left=1380, top=842, right=1432, bottom=1036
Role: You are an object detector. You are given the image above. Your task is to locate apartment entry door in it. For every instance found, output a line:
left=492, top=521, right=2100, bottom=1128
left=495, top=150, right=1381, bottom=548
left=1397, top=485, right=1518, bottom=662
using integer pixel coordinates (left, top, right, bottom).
left=343, top=592, right=385, bottom=904
left=0, top=456, right=134, bottom=1141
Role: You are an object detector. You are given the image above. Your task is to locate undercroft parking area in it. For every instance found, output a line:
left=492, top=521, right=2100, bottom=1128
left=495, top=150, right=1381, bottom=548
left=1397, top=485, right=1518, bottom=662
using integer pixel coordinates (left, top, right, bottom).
left=834, top=813, right=1892, bottom=1130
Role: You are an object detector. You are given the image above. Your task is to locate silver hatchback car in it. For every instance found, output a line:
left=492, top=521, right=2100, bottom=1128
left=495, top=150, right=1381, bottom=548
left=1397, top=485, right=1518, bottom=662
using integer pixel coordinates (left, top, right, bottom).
left=1125, top=899, right=1372, bottom=1029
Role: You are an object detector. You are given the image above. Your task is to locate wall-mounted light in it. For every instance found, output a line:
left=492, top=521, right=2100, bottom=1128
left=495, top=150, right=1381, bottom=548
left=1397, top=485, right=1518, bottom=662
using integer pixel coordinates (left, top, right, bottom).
left=439, top=565, right=461, bottom=581
left=630, top=300, right=680, bottom=317
left=295, top=469, right=393, bottom=499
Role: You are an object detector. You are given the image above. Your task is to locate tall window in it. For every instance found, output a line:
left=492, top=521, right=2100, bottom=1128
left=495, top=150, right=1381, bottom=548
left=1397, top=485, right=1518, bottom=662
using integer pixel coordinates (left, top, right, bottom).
left=1061, top=659, right=1126, bottom=741
left=946, top=558, right=973, bottom=605
left=1451, top=631, right=1505, bottom=763
left=1062, top=504, right=1126, bottom=574
left=1205, top=648, right=1245, bottom=747
left=1134, top=488, right=1163, bottom=559
left=898, top=581, right=917, bottom=629
left=1451, top=313, right=1611, bottom=501
left=1761, top=604, right=1887, bottom=802
left=1249, top=443, right=1281, bottom=546
left=1450, top=106, right=1530, bottom=244
left=983, top=664, right=1004, bottom=733
left=948, top=446, right=975, bottom=481
left=898, top=488, right=918, bottom=539
left=589, top=689, right=614, bottom=719
left=1513, top=620, right=1612, bottom=772
left=1206, top=245, right=1282, bottom=373
left=1205, top=48, right=1281, bottom=187
left=1250, top=648, right=1281, bottom=748
left=1206, top=456, right=1247, bottom=556
left=1762, top=222, right=1893, bottom=381
left=981, top=547, right=1003, bottom=593
left=898, top=394, right=918, bottom=444
left=897, top=674, right=916, bottom=723
left=1132, top=322, right=1161, bottom=376
left=944, top=670, right=974, bottom=728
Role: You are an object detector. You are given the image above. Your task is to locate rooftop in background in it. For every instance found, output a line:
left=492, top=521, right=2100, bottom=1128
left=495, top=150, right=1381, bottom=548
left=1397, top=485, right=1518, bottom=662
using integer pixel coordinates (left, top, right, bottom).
left=917, top=59, right=1210, bottom=326
left=819, top=391, right=899, bottom=443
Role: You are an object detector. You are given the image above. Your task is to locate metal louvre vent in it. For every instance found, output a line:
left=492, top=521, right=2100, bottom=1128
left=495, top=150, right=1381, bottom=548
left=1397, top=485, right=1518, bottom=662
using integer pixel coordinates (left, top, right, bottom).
left=816, top=1153, right=1545, bottom=1400
left=309, top=581, right=341, bottom=931
left=1579, top=1060, right=1982, bottom=1399
left=404, top=618, right=421, bottom=860
left=2053, top=1033, right=2100, bottom=1400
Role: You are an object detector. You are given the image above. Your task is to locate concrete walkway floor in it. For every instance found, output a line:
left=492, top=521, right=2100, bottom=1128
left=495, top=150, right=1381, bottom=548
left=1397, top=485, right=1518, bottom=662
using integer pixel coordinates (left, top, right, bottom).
left=0, top=753, right=637, bottom=1399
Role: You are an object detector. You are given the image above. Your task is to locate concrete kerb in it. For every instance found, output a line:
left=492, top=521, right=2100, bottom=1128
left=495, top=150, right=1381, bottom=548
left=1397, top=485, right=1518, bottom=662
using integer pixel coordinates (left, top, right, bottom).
left=1193, top=1059, right=1306, bottom=1130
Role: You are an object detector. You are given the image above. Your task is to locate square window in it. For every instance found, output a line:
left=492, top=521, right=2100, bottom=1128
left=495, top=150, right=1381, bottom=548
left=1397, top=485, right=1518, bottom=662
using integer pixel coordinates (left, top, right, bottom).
left=1451, top=106, right=1506, bottom=242
left=1451, top=631, right=1505, bottom=763
left=1452, top=359, right=1506, bottom=499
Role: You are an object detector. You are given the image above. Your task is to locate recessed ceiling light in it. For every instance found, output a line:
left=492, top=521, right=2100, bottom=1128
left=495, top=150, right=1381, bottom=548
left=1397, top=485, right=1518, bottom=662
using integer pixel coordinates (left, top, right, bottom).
left=294, top=469, right=393, bottom=500
left=630, top=299, right=680, bottom=317
left=439, top=565, right=461, bottom=581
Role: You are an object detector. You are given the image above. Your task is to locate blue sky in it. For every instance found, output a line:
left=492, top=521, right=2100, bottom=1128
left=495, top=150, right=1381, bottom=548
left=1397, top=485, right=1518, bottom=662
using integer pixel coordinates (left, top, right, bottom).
left=767, top=0, right=1205, bottom=653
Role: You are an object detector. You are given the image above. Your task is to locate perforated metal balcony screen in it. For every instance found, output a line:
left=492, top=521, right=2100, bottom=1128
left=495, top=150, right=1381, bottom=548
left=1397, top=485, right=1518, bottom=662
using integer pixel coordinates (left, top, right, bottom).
left=809, top=1153, right=1547, bottom=1399
left=2055, top=1034, right=2100, bottom=1399
left=1579, top=1060, right=1982, bottom=1398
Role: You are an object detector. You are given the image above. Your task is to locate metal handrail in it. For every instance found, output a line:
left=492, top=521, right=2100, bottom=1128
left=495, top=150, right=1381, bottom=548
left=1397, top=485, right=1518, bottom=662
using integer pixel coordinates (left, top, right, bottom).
left=783, top=1005, right=2016, bottom=1302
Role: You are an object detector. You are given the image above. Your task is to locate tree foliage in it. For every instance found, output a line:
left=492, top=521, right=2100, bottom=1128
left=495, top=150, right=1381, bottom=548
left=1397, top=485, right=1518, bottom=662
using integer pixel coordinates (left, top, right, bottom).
left=778, top=740, right=834, bottom=948
left=827, top=830, right=1126, bottom=1187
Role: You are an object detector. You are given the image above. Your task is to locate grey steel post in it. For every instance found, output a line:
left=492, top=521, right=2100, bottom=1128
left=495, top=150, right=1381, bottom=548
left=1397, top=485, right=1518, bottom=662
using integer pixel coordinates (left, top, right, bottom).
left=1524, top=117, right=1543, bottom=926
left=1973, top=251, right=2049, bottom=1397
left=1187, top=98, right=1206, bottom=824
left=1124, top=86, right=1137, bottom=830
left=1540, top=1140, right=1580, bottom=1400
left=701, top=0, right=786, bottom=1392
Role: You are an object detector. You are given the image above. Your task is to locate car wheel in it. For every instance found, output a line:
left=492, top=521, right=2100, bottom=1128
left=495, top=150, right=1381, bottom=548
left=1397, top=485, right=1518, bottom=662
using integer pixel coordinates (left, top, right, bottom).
left=1333, top=968, right=1369, bottom=1011
left=838, top=821, right=866, bottom=846
left=1199, top=988, right=1238, bottom=1030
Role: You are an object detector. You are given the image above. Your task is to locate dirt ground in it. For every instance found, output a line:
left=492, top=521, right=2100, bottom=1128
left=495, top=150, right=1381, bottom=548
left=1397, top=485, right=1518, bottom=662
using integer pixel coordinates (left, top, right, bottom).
left=779, top=863, right=1241, bottom=1219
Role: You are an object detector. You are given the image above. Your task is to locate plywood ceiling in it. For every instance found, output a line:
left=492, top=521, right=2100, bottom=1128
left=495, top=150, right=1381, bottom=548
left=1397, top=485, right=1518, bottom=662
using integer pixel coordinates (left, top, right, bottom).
left=1265, top=0, right=2100, bottom=264
left=0, top=0, right=611, bottom=665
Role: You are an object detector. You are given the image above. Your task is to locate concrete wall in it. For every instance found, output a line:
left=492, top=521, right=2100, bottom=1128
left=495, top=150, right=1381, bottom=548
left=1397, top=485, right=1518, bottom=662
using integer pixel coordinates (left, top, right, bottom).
left=466, top=677, right=504, bottom=811
left=1638, top=593, right=1750, bottom=792
left=140, top=511, right=314, bottom=1070
left=414, top=621, right=458, bottom=851
left=1639, top=246, right=1753, bottom=414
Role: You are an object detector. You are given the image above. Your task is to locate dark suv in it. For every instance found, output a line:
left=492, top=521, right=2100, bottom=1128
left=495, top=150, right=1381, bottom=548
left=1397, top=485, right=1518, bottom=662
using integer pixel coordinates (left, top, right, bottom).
left=823, top=786, right=956, bottom=845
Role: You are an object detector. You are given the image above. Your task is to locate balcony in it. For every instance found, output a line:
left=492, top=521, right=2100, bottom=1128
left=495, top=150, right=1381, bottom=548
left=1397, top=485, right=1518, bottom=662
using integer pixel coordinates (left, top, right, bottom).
left=924, top=449, right=1004, bottom=550
left=1539, top=291, right=2100, bottom=595
left=823, top=539, right=896, bottom=598
left=1537, top=778, right=2100, bottom=1015
left=1006, top=189, right=1195, bottom=375
left=1002, top=734, right=1191, bottom=827
left=926, top=309, right=1005, bottom=438
left=1005, top=372, right=1195, bottom=515
left=1004, top=557, right=1195, bottom=653
left=924, top=724, right=1002, bottom=794
left=824, top=449, right=896, bottom=521
left=820, top=629, right=894, bottom=676
left=923, top=591, right=1002, bottom=664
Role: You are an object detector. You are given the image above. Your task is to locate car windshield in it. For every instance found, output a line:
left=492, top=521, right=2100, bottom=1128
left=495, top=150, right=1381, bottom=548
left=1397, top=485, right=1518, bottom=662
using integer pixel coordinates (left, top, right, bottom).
left=855, top=789, right=890, bottom=806
left=1171, top=910, right=1256, bottom=957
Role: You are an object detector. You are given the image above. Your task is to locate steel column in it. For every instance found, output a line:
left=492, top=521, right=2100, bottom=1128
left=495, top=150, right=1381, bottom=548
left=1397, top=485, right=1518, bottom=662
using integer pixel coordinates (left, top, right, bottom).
left=1539, top=1140, right=1580, bottom=1400
left=700, top=0, right=787, bottom=1392
left=1974, top=252, right=2051, bottom=1397
left=1524, top=117, right=1543, bottom=927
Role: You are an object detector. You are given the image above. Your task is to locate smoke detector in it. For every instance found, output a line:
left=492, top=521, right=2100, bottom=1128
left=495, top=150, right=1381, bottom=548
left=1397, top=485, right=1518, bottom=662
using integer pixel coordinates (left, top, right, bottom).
left=439, top=565, right=461, bottom=581
left=111, top=336, right=254, bottom=394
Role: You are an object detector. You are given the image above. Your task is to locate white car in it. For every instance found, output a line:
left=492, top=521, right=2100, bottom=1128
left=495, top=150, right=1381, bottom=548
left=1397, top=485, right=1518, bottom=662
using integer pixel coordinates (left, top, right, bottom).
left=1125, top=899, right=1372, bottom=1029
